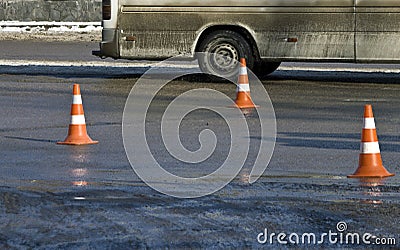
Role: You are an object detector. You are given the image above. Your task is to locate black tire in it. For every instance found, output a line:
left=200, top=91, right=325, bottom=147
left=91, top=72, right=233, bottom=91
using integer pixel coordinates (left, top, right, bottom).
left=197, top=30, right=255, bottom=81
left=254, top=60, right=281, bottom=78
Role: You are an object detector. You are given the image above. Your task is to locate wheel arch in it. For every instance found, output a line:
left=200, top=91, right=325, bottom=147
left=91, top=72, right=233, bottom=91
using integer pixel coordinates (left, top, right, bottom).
left=193, top=24, right=261, bottom=62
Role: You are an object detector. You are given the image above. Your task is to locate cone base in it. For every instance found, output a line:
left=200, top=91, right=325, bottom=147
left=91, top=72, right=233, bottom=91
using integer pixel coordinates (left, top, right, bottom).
left=57, top=133, right=99, bottom=145
left=57, top=124, right=98, bottom=145
left=234, top=104, right=259, bottom=109
left=230, top=104, right=259, bottom=109
left=234, top=92, right=258, bottom=109
left=57, top=139, right=99, bottom=146
left=348, top=154, right=395, bottom=178
left=348, top=173, right=395, bottom=178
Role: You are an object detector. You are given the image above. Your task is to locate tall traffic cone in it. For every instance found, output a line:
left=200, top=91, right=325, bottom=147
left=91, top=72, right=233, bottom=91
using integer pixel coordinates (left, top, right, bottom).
left=348, top=105, right=394, bottom=178
left=234, top=58, right=258, bottom=109
left=57, top=84, right=98, bottom=145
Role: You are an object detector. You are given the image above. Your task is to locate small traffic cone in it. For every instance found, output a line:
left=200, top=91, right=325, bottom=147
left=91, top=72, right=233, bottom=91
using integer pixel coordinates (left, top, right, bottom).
left=57, top=84, right=98, bottom=145
left=348, top=105, right=394, bottom=178
left=234, top=58, right=258, bottom=109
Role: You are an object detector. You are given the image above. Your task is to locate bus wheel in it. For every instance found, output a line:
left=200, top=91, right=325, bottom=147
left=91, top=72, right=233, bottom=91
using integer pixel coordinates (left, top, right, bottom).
left=197, top=30, right=255, bottom=80
left=254, top=61, right=281, bottom=78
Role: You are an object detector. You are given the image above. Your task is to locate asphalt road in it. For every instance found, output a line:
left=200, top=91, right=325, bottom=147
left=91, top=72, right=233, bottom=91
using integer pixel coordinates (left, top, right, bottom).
left=0, top=40, right=399, bottom=248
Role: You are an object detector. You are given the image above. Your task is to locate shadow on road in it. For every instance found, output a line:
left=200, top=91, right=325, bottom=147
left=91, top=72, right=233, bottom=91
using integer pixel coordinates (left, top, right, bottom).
left=267, top=70, right=400, bottom=84
left=250, top=132, right=400, bottom=152
left=265, top=132, right=400, bottom=152
left=0, top=65, right=146, bottom=79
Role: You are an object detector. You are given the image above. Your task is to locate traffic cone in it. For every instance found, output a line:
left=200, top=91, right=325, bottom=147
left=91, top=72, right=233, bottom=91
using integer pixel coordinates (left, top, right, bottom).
left=348, top=105, right=394, bottom=178
left=57, top=84, right=98, bottom=145
left=234, top=58, right=258, bottom=109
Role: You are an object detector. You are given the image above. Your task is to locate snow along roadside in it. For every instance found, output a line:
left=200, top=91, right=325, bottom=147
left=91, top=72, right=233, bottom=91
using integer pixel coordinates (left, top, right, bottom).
left=0, top=21, right=101, bottom=42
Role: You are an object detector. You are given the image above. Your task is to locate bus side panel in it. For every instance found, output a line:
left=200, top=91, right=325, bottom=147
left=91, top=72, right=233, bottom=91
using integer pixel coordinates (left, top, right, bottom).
left=119, top=0, right=354, bottom=7
left=253, top=10, right=354, bottom=61
left=118, top=12, right=200, bottom=59
left=118, top=5, right=354, bottom=61
left=356, top=0, right=400, bottom=62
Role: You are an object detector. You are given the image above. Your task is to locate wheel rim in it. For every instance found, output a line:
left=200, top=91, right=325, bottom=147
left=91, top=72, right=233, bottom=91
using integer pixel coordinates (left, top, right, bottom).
left=210, top=43, right=239, bottom=73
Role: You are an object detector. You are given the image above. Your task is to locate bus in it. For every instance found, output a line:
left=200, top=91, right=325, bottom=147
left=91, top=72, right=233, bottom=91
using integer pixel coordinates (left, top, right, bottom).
left=93, top=0, right=400, bottom=78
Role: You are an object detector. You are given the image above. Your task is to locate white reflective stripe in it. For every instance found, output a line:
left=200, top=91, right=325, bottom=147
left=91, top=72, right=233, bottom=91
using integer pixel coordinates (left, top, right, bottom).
left=360, top=142, right=380, bottom=154
left=237, top=84, right=250, bottom=92
left=363, top=118, right=376, bottom=129
left=71, top=115, right=86, bottom=125
left=73, top=95, right=82, bottom=104
left=239, top=66, right=247, bottom=75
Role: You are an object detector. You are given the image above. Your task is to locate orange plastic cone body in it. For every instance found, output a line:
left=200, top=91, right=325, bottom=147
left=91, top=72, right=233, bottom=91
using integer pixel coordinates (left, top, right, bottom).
left=234, top=58, right=258, bottom=109
left=348, top=105, right=394, bottom=178
left=57, top=84, right=98, bottom=145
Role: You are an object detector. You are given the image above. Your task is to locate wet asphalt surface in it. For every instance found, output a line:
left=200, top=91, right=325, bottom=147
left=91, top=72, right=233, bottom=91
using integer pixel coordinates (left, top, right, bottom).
left=0, top=41, right=399, bottom=248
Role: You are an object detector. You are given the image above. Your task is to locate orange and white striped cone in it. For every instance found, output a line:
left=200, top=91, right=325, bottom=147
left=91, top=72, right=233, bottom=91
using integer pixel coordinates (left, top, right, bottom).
left=234, top=58, right=258, bottom=109
left=348, top=105, right=394, bottom=178
left=57, top=84, right=98, bottom=145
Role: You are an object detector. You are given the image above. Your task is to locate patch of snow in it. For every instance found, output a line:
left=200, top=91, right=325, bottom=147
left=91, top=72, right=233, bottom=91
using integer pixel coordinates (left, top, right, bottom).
left=0, top=59, right=200, bottom=70
left=0, top=21, right=101, bottom=33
